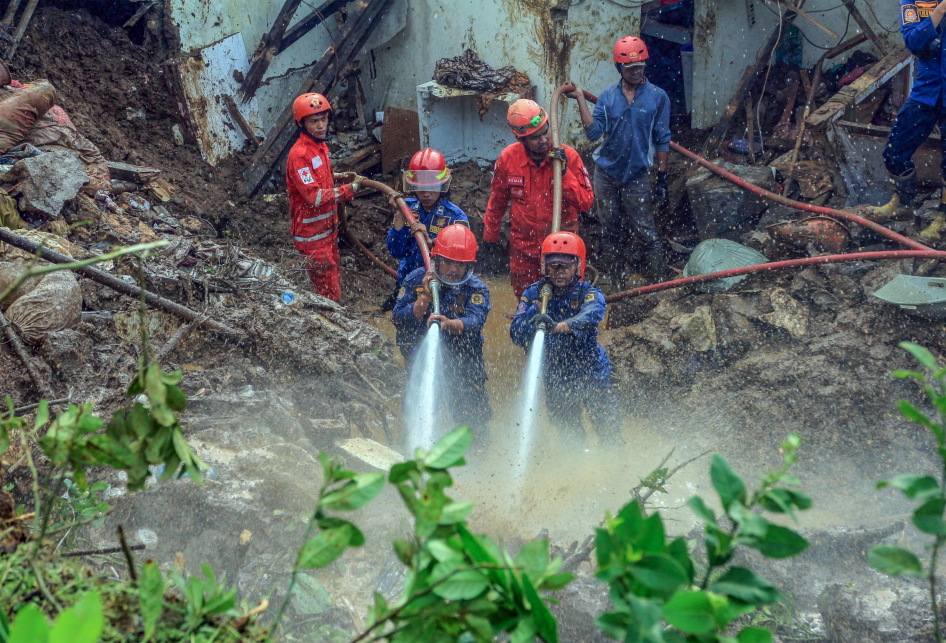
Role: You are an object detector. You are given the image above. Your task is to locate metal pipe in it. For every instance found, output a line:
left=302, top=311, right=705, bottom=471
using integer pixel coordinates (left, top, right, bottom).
left=429, top=279, right=441, bottom=316
left=360, top=178, right=433, bottom=271
left=558, top=86, right=929, bottom=251
left=604, top=250, right=946, bottom=303
left=549, top=86, right=568, bottom=233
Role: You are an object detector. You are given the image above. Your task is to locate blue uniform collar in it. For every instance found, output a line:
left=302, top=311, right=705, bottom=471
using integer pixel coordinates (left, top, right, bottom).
left=411, top=199, right=445, bottom=220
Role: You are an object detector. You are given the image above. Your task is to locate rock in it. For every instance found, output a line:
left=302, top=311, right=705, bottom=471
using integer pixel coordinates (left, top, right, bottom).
left=818, top=579, right=939, bottom=643
left=670, top=305, right=717, bottom=351
left=630, top=344, right=665, bottom=374
left=759, top=288, right=808, bottom=337
left=551, top=573, right=611, bottom=643
left=685, top=161, right=775, bottom=240
left=8, top=150, right=89, bottom=218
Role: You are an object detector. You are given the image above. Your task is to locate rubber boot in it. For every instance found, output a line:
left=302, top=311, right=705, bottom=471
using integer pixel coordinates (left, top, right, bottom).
left=642, top=245, right=666, bottom=284
left=920, top=192, right=946, bottom=242
left=891, top=169, right=919, bottom=207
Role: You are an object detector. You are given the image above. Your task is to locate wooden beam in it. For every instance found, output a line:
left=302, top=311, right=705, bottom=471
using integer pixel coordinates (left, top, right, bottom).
left=223, top=94, right=261, bottom=147
left=339, top=143, right=381, bottom=168
left=806, top=47, right=912, bottom=129
left=241, top=0, right=306, bottom=101
left=841, top=0, right=888, bottom=56
left=242, top=0, right=393, bottom=195
left=700, top=1, right=805, bottom=157
left=777, top=0, right=838, bottom=38
left=279, top=0, right=350, bottom=54
left=106, top=160, right=162, bottom=183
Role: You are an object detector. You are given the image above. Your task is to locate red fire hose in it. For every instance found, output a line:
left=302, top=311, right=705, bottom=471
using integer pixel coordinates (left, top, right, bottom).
left=604, top=250, right=946, bottom=303
left=334, top=176, right=432, bottom=279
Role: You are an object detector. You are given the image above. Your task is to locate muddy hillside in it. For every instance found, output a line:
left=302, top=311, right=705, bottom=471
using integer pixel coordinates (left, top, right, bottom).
left=0, top=1, right=944, bottom=642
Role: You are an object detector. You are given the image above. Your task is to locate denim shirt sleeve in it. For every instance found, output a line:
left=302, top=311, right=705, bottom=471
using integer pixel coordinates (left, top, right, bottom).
left=457, top=286, right=490, bottom=336
left=564, top=287, right=606, bottom=339
left=585, top=90, right=609, bottom=142
left=387, top=226, right=413, bottom=259
left=653, top=89, right=672, bottom=152
left=392, top=276, right=427, bottom=344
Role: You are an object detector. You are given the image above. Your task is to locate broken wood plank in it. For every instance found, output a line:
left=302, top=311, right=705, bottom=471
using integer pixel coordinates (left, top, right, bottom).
left=700, top=1, right=805, bottom=157
left=106, top=160, right=162, bottom=183
left=339, top=143, right=381, bottom=168
left=841, top=0, right=888, bottom=56
left=223, top=94, right=261, bottom=147
left=807, top=47, right=912, bottom=129
left=280, top=0, right=350, bottom=54
left=243, top=0, right=393, bottom=196
left=777, top=0, right=838, bottom=38
left=241, top=0, right=305, bottom=102
left=1, top=0, right=21, bottom=28
left=352, top=153, right=381, bottom=174
left=0, top=228, right=243, bottom=337
left=5, top=0, right=38, bottom=61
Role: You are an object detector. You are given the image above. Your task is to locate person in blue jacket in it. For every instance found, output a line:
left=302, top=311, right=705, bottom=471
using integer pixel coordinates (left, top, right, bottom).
left=392, top=224, right=492, bottom=440
left=510, top=232, right=622, bottom=443
left=383, top=148, right=469, bottom=310
left=885, top=0, right=946, bottom=240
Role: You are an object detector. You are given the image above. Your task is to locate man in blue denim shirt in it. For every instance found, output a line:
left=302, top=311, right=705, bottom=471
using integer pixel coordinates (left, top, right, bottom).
left=884, top=0, right=946, bottom=240
left=567, top=35, right=671, bottom=285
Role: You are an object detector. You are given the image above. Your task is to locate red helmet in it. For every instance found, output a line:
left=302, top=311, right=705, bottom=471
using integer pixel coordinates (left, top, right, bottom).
left=614, top=36, right=649, bottom=64
left=541, top=231, right=586, bottom=278
left=404, top=148, right=452, bottom=192
left=431, top=224, right=477, bottom=286
left=292, top=93, right=331, bottom=127
left=507, top=99, right=548, bottom=137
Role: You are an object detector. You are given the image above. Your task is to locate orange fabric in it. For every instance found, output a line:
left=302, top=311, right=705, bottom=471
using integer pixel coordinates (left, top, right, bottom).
left=286, top=132, right=353, bottom=302
left=483, top=142, right=593, bottom=274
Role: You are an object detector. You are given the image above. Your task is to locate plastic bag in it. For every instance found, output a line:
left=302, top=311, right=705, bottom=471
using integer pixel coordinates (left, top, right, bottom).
left=0, top=262, right=82, bottom=343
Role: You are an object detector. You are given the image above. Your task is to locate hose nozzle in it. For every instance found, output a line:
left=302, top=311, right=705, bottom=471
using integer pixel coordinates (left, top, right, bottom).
left=429, top=279, right=441, bottom=316
left=539, top=284, right=552, bottom=314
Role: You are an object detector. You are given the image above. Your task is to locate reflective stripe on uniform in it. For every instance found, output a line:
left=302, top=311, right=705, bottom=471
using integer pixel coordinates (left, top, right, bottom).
left=293, top=228, right=336, bottom=243
left=301, top=211, right=334, bottom=224
left=313, top=187, right=341, bottom=208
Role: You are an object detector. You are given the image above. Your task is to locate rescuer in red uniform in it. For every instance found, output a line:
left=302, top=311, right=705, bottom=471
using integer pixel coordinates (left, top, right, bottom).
left=482, top=99, right=594, bottom=298
left=286, top=92, right=363, bottom=301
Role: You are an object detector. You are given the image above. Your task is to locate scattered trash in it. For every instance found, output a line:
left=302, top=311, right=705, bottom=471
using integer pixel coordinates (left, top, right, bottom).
left=872, top=275, right=946, bottom=320
left=281, top=290, right=295, bottom=305
left=433, top=49, right=533, bottom=115
left=136, top=528, right=158, bottom=548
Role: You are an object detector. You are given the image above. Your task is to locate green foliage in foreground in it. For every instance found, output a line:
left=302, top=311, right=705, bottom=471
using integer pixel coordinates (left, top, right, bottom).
left=869, top=342, right=946, bottom=643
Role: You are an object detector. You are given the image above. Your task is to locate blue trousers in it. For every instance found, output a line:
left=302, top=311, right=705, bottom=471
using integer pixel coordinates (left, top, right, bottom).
left=883, top=98, right=946, bottom=179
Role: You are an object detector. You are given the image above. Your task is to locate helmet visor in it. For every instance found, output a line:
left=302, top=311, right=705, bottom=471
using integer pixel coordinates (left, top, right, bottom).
left=544, top=253, right=580, bottom=272
left=620, top=61, right=646, bottom=69
left=433, top=255, right=474, bottom=287
left=403, top=168, right=452, bottom=193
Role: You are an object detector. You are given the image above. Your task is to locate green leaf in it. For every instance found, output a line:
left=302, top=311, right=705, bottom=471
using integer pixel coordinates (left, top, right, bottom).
left=899, top=401, right=936, bottom=430
left=628, top=554, right=689, bottom=594
left=8, top=605, right=48, bottom=643
left=914, top=498, right=946, bottom=535
left=737, top=626, right=773, bottom=643
left=394, top=539, right=413, bottom=565
left=464, top=614, right=493, bottom=642
left=516, top=540, right=550, bottom=582
left=440, top=501, right=474, bottom=524
left=539, top=573, right=574, bottom=591
left=687, top=496, right=716, bottom=523
left=901, top=342, right=938, bottom=370
left=296, top=525, right=353, bottom=569
left=320, top=472, right=384, bottom=511
left=743, top=525, right=808, bottom=559
left=317, top=518, right=365, bottom=547
left=710, top=455, right=746, bottom=511
left=757, top=489, right=812, bottom=518
left=886, top=475, right=942, bottom=501
left=424, top=426, right=472, bottom=469
left=33, top=399, right=49, bottom=431
left=521, top=573, right=558, bottom=643
left=430, top=564, right=488, bottom=600
left=709, top=567, right=782, bottom=605
left=427, top=539, right=464, bottom=564
left=728, top=502, right=770, bottom=538
left=49, top=592, right=103, bottom=643
left=663, top=590, right=716, bottom=634
left=868, top=545, right=925, bottom=577
left=389, top=461, right=418, bottom=484
left=166, top=385, right=187, bottom=412
left=510, top=616, right=537, bottom=643
left=667, top=536, right=695, bottom=584
left=139, top=562, right=164, bottom=641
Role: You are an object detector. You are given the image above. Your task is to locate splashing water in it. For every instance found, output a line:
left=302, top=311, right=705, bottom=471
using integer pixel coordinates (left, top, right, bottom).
left=515, top=328, right=546, bottom=482
left=404, top=324, right=444, bottom=453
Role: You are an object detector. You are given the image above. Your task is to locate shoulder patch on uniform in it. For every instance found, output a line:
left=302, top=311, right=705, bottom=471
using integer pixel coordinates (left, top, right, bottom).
left=455, top=219, right=470, bottom=228
left=398, top=287, right=405, bottom=299
left=584, top=292, right=596, bottom=303
left=917, top=0, right=937, bottom=18
left=902, top=3, right=919, bottom=23
left=471, top=293, right=484, bottom=305
left=297, top=167, right=314, bottom=185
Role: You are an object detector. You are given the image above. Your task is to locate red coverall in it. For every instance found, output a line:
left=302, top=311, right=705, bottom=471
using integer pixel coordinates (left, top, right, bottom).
left=483, top=142, right=594, bottom=298
left=286, top=132, right=354, bottom=301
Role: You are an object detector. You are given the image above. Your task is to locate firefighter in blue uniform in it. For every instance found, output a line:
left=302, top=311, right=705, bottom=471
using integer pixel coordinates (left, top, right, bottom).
left=885, top=0, right=946, bottom=240
left=392, top=224, right=492, bottom=439
left=384, top=148, right=469, bottom=310
left=510, top=232, right=622, bottom=443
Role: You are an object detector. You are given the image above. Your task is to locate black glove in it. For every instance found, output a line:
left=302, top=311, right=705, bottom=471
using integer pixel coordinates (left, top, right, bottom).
left=548, top=148, right=568, bottom=175
left=653, top=171, right=669, bottom=209
left=918, top=37, right=942, bottom=60
left=530, top=313, right=555, bottom=331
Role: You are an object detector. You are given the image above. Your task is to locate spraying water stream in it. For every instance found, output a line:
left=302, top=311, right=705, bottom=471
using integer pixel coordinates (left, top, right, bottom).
left=514, top=328, right=545, bottom=485
left=403, top=326, right=443, bottom=452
